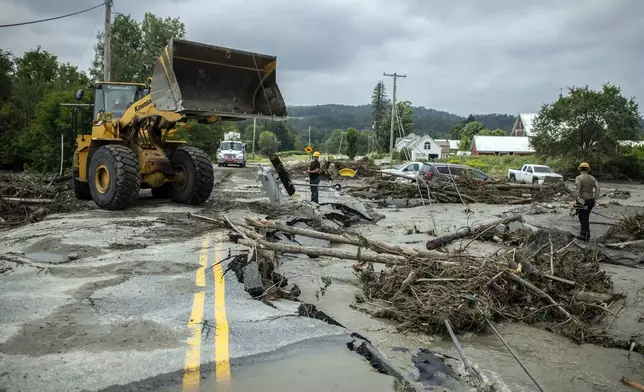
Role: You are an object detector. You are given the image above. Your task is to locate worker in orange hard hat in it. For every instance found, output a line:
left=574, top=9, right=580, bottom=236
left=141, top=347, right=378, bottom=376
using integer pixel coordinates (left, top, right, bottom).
left=307, top=151, right=321, bottom=203
left=575, top=162, right=600, bottom=241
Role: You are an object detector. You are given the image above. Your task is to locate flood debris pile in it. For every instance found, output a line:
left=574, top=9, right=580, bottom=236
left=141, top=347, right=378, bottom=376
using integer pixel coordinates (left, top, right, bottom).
left=0, top=172, right=87, bottom=226
left=349, top=175, right=569, bottom=205
left=215, top=211, right=623, bottom=346
left=328, top=157, right=378, bottom=178
left=361, top=227, right=620, bottom=344
left=600, top=212, right=644, bottom=243
left=604, top=189, right=631, bottom=200
left=284, top=157, right=379, bottom=179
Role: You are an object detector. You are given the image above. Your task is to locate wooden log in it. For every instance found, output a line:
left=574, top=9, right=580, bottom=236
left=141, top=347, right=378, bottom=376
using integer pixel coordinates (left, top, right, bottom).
left=622, top=377, right=644, bottom=392
left=237, top=238, right=459, bottom=266
left=238, top=238, right=406, bottom=264
left=426, top=214, right=523, bottom=250
left=244, top=217, right=438, bottom=259
left=574, top=291, right=615, bottom=303
left=507, top=198, right=532, bottom=205
left=1, top=197, right=55, bottom=204
left=605, top=240, right=644, bottom=250
left=543, top=274, right=576, bottom=286
left=506, top=271, right=572, bottom=319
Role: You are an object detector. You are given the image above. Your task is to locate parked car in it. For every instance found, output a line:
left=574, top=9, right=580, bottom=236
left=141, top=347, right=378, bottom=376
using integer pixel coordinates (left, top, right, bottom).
left=419, top=163, right=490, bottom=181
left=380, top=162, right=423, bottom=179
left=508, top=164, right=562, bottom=184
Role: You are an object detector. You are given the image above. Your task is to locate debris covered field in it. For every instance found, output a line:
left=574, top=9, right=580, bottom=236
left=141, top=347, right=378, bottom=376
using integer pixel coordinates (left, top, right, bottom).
left=2, top=165, right=644, bottom=391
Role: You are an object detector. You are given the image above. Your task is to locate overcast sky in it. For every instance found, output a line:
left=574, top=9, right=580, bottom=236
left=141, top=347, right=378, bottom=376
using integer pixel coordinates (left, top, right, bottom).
left=1, top=0, right=643, bottom=116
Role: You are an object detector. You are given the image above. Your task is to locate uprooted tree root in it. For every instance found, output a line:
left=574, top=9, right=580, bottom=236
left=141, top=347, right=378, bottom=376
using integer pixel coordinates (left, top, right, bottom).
left=359, top=228, right=621, bottom=346
left=600, top=211, right=644, bottom=242
left=349, top=175, right=569, bottom=204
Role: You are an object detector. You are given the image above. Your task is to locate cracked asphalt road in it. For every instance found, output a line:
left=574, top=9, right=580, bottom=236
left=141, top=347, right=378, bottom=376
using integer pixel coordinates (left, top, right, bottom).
left=0, top=166, right=396, bottom=392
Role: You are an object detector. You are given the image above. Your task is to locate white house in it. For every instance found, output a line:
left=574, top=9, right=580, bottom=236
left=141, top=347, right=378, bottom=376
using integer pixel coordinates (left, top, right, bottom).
left=394, top=133, right=442, bottom=160
left=510, top=113, right=537, bottom=136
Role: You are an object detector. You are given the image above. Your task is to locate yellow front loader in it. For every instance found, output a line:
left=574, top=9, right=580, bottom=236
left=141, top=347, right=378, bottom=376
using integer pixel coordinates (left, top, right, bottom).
left=72, top=38, right=287, bottom=210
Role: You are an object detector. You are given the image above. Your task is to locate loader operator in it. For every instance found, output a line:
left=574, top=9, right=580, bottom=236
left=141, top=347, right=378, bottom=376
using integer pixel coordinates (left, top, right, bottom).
left=575, top=162, right=600, bottom=241
left=308, top=151, right=321, bottom=203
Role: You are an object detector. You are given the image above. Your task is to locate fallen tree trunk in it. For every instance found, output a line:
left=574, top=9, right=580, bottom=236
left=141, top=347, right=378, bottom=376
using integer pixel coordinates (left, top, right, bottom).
left=238, top=238, right=407, bottom=264
left=244, top=217, right=439, bottom=259
left=426, top=214, right=523, bottom=250
left=237, top=238, right=460, bottom=266
left=1, top=197, right=55, bottom=204
left=605, top=239, right=644, bottom=250
left=574, top=291, right=615, bottom=304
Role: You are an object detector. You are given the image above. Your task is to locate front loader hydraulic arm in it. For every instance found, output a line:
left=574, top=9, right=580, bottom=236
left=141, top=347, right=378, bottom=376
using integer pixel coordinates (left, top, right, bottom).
left=118, top=95, right=185, bottom=132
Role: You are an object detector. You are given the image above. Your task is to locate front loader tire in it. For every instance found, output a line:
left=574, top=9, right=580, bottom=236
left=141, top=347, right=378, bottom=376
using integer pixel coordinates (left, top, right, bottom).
left=169, top=147, right=214, bottom=205
left=88, top=145, right=140, bottom=210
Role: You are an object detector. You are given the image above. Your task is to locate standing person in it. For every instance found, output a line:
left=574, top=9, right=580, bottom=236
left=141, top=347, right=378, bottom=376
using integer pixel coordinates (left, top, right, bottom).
left=575, top=162, right=600, bottom=241
left=308, top=151, right=321, bottom=203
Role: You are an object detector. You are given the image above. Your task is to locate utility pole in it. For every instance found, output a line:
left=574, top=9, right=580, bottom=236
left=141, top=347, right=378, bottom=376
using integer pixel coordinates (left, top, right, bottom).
left=252, top=118, right=257, bottom=155
left=383, top=72, right=406, bottom=153
left=103, top=0, right=112, bottom=82
left=308, top=125, right=311, bottom=159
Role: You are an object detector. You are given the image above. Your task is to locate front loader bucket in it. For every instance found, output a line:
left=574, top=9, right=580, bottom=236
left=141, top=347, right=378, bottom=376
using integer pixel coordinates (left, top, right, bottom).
left=150, top=38, right=287, bottom=119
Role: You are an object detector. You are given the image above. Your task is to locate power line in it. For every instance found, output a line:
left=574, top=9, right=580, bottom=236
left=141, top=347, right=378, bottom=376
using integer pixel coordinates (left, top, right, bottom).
left=76, top=5, right=105, bottom=68
left=0, top=2, right=106, bottom=28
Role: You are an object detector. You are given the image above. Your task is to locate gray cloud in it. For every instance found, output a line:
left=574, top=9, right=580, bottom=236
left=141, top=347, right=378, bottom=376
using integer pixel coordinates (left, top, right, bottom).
left=1, top=0, right=642, bottom=116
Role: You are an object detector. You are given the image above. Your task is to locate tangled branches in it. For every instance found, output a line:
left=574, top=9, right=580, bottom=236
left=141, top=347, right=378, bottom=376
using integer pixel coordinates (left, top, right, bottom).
left=359, top=228, right=618, bottom=343
left=600, top=212, right=644, bottom=242
left=350, top=175, right=569, bottom=205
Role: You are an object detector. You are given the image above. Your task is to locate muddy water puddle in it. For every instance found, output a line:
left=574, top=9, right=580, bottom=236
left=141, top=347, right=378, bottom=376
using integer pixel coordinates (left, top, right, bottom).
left=157, top=336, right=400, bottom=392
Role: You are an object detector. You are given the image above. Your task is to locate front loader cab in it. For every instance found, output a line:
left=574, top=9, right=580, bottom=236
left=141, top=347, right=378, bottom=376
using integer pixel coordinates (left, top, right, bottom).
left=93, top=82, right=146, bottom=119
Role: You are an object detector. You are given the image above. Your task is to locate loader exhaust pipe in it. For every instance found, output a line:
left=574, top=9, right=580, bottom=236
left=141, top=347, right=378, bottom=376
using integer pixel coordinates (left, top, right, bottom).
left=150, top=38, right=287, bottom=120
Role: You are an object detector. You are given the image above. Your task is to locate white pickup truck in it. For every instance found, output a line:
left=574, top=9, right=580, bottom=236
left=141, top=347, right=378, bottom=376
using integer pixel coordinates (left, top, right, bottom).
left=508, top=164, right=563, bottom=184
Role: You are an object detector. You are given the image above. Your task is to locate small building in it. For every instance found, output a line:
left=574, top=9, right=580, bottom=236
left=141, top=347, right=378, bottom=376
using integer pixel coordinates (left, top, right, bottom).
left=510, top=113, right=537, bottom=136
left=435, top=139, right=460, bottom=155
left=395, top=133, right=442, bottom=160
left=471, top=135, right=534, bottom=155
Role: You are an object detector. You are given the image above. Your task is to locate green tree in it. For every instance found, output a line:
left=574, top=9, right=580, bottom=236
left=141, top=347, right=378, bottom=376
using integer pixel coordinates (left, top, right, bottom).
left=531, top=84, right=641, bottom=159
left=263, top=120, right=295, bottom=150
left=243, top=123, right=264, bottom=148
left=345, top=128, right=358, bottom=159
left=478, top=128, right=506, bottom=136
left=91, top=12, right=186, bottom=82
left=395, top=101, right=414, bottom=135
left=0, top=50, right=13, bottom=105
left=456, top=121, right=486, bottom=150
left=370, top=81, right=390, bottom=151
left=258, top=130, right=280, bottom=155
left=324, top=129, right=346, bottom=155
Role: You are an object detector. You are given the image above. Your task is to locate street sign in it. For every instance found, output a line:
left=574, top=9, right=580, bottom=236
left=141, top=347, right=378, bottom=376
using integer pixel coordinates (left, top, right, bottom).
left=304, top=146, right=313, bottom=153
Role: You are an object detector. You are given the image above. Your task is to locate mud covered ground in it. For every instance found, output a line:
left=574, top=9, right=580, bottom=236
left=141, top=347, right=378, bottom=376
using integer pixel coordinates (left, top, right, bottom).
left=1, top=166, right=643, bottom=392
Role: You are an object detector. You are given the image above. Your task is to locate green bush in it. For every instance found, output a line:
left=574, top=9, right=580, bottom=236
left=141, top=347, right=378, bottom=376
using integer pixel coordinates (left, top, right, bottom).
left=278, top=150, right=305, bottom=157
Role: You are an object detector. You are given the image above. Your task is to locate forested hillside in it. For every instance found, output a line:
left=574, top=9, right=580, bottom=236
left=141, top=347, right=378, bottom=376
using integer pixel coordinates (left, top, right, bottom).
left=287, top=104, right=515, bottom=137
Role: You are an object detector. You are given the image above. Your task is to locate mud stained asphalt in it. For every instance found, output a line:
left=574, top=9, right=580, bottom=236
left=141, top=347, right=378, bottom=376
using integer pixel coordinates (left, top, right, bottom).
left=0, top=166, right=397, bottom=392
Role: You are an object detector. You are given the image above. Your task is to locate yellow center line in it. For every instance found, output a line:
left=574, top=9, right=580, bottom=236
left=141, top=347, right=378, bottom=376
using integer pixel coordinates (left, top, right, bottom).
left=213, top=236, right=231, bottom=384
left=182, top=236, right=210, bottom=392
